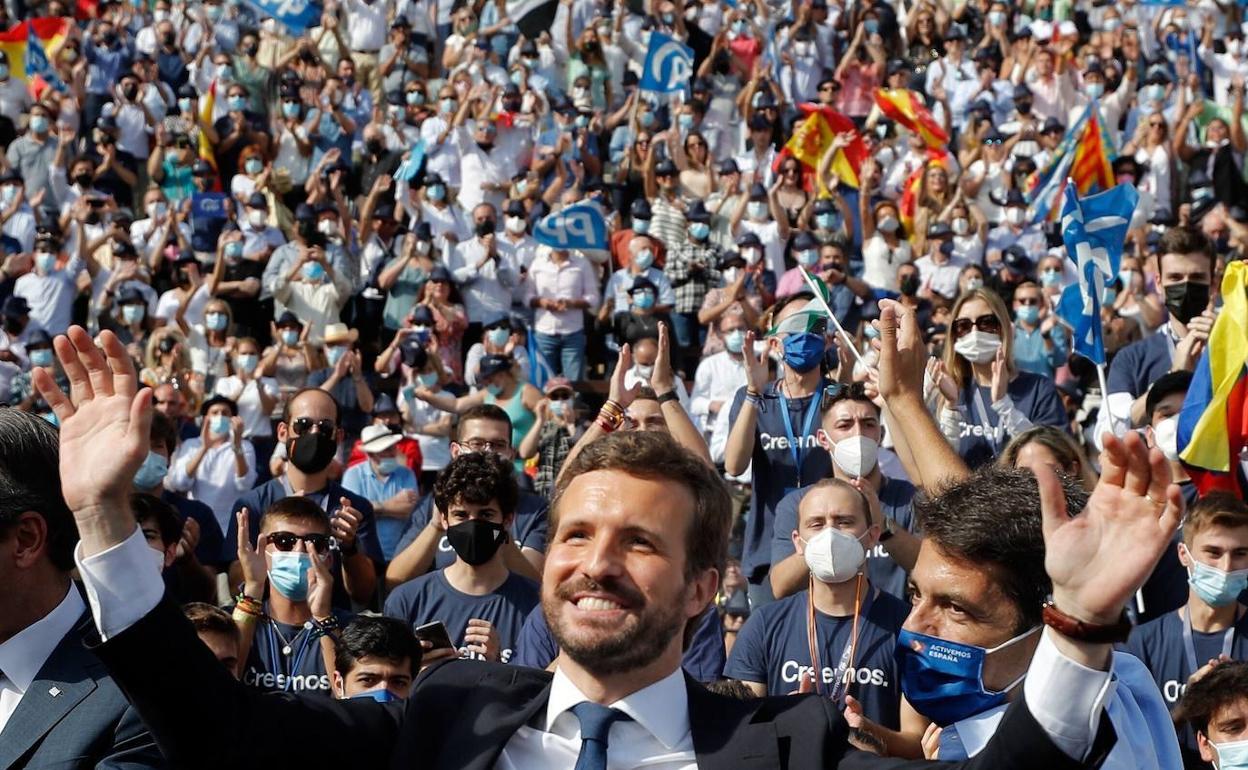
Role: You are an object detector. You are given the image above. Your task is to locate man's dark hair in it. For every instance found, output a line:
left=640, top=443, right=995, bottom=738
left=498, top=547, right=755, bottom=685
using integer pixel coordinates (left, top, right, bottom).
left=334, top=615, right=422, bottom=677
left=763, top=291, right=816, bottom=333
left=1175, top=660, right=1248, bottom=737
left=433, top=452, right=519, bottom=518
left=916, top=467, right=1088, bottom=633
left=1156, top=227, right=1215, bottom=271
left=455, top=404, right=512, bottom=442
left=0, top=410, right=76, bottom=570
left=132, top=493, right=181, bottom=547
left=1146, top=370, right=1192, bottom=421
left=823, top=382, right=880, bottom=416
left=183, top=602, right=239, bottom=643
left=149, top=410, right=179, bottom=455
left=260, top=496, right=332, bottom=532
left=552, top=431, right=732, bottom=580
left=280, top=387, right=341, bottom=426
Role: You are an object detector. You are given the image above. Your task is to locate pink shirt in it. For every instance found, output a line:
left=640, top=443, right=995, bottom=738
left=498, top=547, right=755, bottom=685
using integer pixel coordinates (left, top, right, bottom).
left=838, top=62, right=882, bottom=118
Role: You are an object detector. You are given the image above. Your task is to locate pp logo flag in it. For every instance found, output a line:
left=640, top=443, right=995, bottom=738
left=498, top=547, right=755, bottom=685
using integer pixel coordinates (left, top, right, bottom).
left=1055, top=180, right=1138, bottom=365
left=242, top=0, right=321, bottom=33
left=534, top=203, right=608, bottom=251
left=640, top=32, right=694, bottom=93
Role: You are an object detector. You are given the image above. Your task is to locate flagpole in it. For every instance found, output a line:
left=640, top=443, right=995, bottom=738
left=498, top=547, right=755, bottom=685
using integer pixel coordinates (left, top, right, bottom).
left=798, top=266, right=871, bottom=370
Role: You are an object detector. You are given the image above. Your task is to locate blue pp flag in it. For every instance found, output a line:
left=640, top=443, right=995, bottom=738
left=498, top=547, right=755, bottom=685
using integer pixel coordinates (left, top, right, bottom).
left=639, top=32, right=694, bottom=93
left=394, top=140, right=426, bottom=182
left=533, top=202, right=608, bottom=251
left=1056, top=180, right=1139, bottom=365
left=25, top=26, right=65, bottom=92
left=242, top=0, right=321, bottom=33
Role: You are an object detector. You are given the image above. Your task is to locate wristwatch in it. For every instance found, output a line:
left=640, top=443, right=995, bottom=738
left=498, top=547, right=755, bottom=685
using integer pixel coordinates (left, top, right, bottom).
left=878, top=517, right=896, bottom=542
left=656, top=390, right=680, bottom=405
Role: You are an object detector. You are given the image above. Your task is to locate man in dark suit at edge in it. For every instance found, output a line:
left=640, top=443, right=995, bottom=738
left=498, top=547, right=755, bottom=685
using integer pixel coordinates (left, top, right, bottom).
left=38, top=306, right=1184, bottom=770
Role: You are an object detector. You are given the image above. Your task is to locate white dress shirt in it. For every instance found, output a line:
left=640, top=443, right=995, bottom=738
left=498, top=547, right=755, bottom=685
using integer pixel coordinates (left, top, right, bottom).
left=0, top=587, right=83, bottom=734
left=525, top=253, right=600, bottom=335
left=76, top=528, right=1115, bottom=765
left=689, top=351, right=747, bottom=434
left=448, top=237, right=517, bottom=322
left=166, top=437, right=258, bottom=533
left=496, top=665, right=697, bottom=770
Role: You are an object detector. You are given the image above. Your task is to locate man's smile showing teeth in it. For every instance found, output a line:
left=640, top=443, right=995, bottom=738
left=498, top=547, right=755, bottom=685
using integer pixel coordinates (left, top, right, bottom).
left=576, top=597, right=623, bottom=611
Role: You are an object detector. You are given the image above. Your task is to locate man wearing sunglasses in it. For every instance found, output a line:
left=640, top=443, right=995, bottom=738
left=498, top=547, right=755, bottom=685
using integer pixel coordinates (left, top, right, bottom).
left=228, top=387, right=382, bottom=609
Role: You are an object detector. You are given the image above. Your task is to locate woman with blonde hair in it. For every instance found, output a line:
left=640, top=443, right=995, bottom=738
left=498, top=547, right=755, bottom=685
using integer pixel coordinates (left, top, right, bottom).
left=141, top=328, right=201, bottom=408
left=998, top=425, right=1098, bottom=491
left=928, top=288, right=1066, bottom=467
left=909, top=161, right=954, bottom=255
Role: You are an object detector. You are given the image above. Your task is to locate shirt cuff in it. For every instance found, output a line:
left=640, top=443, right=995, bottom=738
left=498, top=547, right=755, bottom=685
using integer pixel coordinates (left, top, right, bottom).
left=73, top=525, right=165, bottom=642
left=1023, top=628, right=1115, bottom=761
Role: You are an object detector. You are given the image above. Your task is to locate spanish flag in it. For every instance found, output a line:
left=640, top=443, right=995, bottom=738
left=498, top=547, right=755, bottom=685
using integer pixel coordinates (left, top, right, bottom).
left=1178, top=261, right=1248, bottom=498
left=898, top=149, right=951, bottom=232
left=0, top=18, right=69, bottom=94
left=196, top=80, right=224, bottom=191
left=777, top=103, right=868, bottom=190
left=874, top=88, right=948, bottom=150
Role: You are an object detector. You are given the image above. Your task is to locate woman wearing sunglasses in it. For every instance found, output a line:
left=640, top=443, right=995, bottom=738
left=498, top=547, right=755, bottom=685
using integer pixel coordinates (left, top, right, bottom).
left=930, top=288, right=1066, bottom=469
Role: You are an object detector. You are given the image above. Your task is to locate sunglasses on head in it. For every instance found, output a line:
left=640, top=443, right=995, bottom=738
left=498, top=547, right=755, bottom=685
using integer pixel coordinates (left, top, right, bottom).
left=951, top=313, right=1002, bottom=338
left=266, top=531, right=332, bottom=553
left=290, top=417, right=336, bottom=435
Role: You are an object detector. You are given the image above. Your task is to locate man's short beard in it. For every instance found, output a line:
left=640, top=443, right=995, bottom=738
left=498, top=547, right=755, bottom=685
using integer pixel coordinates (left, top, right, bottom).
left=543, top=576, right=686, bottom=676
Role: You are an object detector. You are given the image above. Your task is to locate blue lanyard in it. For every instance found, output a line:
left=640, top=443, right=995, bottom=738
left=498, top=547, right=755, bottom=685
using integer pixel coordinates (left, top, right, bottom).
left=265, top=619, right=316, bottom=693
left=778, top=387, right=821, bottom=486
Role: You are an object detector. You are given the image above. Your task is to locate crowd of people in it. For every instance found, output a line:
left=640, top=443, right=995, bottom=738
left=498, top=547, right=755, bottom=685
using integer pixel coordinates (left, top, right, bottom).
left=3, top=0, right=1248, bottom=767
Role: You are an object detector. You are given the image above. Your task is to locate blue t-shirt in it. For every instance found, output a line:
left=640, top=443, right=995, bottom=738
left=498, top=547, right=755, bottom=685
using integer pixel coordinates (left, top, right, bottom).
left=1107, top=330, right=1173, bottom=401
left=391, top=490, right=548, bottom=569
left=383, top=570, right=540, bottom=664
left=1124, top=606, right=1248, bottom=763
left=727, top=381, right=834, bottom=581
left=511, top=603, right=726, bottom=683
left=240, top=608, right=353, bottom=696
left=340, top=461, right=420, bottom=561
left=770, top=477, right=918, bottom=600
left=724, top=587, right=909, bottom=728
left=953, top=371, right=1067, bottom=468
left=161, top=489, right=224, bottom=567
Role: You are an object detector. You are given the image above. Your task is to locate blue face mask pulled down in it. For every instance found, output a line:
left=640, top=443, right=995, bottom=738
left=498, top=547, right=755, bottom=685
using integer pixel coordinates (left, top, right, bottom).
left=782, top=332, right=825, bottom=373
left=897, top=626, right=1039, bottom=727
left=350, top=688, right=403, bottom=703
left=268, top=551, right=312, bottom=601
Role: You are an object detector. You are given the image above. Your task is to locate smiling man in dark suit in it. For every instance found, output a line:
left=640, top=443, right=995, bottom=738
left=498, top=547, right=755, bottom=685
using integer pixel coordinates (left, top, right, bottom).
left=0, top=409, right=163, bottom=770
left=38, top=316, right=1185, bottom=770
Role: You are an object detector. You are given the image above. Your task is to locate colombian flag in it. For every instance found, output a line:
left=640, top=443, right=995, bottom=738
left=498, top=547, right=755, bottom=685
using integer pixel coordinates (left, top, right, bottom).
left=777, top=103, right=868, bottom=191
left=874, top=89, right=948, bottom=150
left=0, top=18, right=69, bottom=95
left=1177, top=261, right=1248, bottom=498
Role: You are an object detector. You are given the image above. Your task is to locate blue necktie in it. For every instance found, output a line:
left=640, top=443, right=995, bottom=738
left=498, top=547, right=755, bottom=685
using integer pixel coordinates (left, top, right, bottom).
left=570, top=701, right=632, bottom=770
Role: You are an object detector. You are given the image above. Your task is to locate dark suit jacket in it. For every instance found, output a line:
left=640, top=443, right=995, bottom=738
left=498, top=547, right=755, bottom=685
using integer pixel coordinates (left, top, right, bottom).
left=0, top=612, right=164, bottom=769
left=90, top=597, right=1115, bottom=770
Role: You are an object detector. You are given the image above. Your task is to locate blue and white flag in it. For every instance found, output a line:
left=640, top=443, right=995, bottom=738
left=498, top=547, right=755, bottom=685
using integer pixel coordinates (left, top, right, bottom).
left=24, top=25, right=64, bottom=92
left=639, top=32, right=694, bottom=93
left=534, top=202, right=608, bottom=251
left=1056, top=180, right=1139, bottom=365
left=242, top=0, right=321, bottom=33
left=394, top=139, right=426, bottom=182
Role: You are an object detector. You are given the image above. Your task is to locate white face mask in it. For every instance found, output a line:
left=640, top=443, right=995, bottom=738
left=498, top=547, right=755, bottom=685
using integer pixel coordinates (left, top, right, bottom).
left=505, top=216, right=526, bottom=234
left=877, top=215, right=899, bottom=233
left=634, top=364, right=654, bottom=380
left=414, top=240, right=431, bottom=255
left=953, top=329, right=1002, bottom=364
left=247, top=209, right=265, bottom=228
left=832, top=435, right=879, bottom=478
left=742, top=247, right=761, bottom=265
left=1152, top=416, right=1180, bottom=462
left=952, top=217, right=970, bottom=236
left=803, top=526, right=867, bottom=584
left=1006, top=207, right=1026, bottom=226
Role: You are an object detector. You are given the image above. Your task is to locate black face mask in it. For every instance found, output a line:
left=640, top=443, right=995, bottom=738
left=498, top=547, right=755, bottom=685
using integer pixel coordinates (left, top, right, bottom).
left=475, top=219, right=496, bottom=237
left=899, top=274, right=920, bottom=296
left=476, top=140, right=495, bottom=153
left=1016, top=100, right=1033, bottom=115
left=121, top=84, right=138, bottom=101
left=385, top=421, right=402, bottom=434
left=297, top=220, right=317, bottom=242
left=1164, top=281, right=1210, bottom=325
left=2, top=318, right=21, bottom=334
left=162, top=31, right=176, bottom=46
left=241, top=43, right=258, bottom=57
left=445, top=519, right=507, bottom=566
left=73, top=172, right=92, bottom=187
left=365, top=139, right=385, bottom=156
left=287, top=430, right=338, bottom=474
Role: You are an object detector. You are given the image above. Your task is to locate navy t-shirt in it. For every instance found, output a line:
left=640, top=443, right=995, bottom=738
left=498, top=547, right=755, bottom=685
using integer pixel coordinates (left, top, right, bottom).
left=240, top=608, right=352, bottom=696
left=1133, top=482, right=1202, bottom=625
left=391, top=490, right=549, bottom=569
left=952, top=371, right=1067, bottom=468
left=511, top=603, right=726, bottom=683
left=724, top=587, right=909, bottom=728
left=1124, top=606, right=1248, bottom=763
left=383, top=570, right=540, bottom=664
left=770, top=477, right=918, bottom=600
left=1107, top=330, right=1173, bottom=402
left=727, top=381, right=834, bottom=581
left=161, top=489, right=225, bottom=567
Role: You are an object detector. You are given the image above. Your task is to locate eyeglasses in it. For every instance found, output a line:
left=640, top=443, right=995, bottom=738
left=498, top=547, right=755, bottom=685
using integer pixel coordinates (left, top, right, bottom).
left=458, top=438, right=510, bottom=453
left=1015, top=296, right=1042, bottom=306
left=951, top=313, right=1003, bottom=338
left=982, top=138, right=1003, bottom=146
left=266, top=531, right=331, bottom=554
left=548, top=391, right=573, bottom=401
left=290, top=417, right=336, bottom=436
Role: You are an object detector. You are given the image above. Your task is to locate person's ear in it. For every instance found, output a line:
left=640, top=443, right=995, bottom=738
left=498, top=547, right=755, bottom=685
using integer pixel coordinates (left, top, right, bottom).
left=862, top=524, right=881, bottom=552
left=277, top=421, right=289, bottom=442
left=1178, top=541, right=1192, bottom=569
left=815, top=428, right=832, bottom=451
left=791, top=529, right=804, bottom=555
left=330, top=671, right=346, bottom=699
left=1197, top=731, right=1215, bottom=764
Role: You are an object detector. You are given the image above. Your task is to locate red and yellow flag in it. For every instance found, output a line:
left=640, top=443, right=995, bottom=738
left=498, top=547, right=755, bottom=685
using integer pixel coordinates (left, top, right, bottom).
left=1070, top=106, right=1115, bottom=195
left=0, top=18, right=69, bottom=96
left=778, top=103, right=868, bottom=190
left=874, top=88, right=949, bottom=150
left=899, top=150, right=951, bottom=232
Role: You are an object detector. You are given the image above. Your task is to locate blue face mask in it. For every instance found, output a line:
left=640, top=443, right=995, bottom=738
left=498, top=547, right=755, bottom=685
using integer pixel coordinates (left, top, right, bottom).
left=209, top=414, right=231, bottom=435
left=1186, top=546, right=1248, bottom=607
left=268, top=551, right=311, bottom=601
left=781, top=332, right=825, bottom=373
left=205, top=312, right=228, bottom=331
left=689, top=222, right=710, bottom=240
left=1214, top=739, right=1248, bottom=770
left=633, top=291, right=656, bottom=310
left=633, top=218, right=650, bottom=235
left=133, top=451, right=168, bottom=489
left=639, top=111, right=656, bottom=127
left=427, top=184, right=445, bottom=201
left=302, top=261, right=326, bottom=282
left=417, top=371, right=439, bottom=388
left=678, top=114, right=694, bottom=130
left=815, top=212, right=835, bottom=230
left=280, top=329, right=300, bottom=346
left=225, top=241, right=244, bottom=259
left=326, top=346, right=346, bottom=366
left=375, top=456, right=401, bottom=475
left=1016, top=305, right=1039, bottom=325
left=486, top=382, right=504, bottom=396
left=1040, top=270, right=1062, bottom=287
left=897, top=626, right=1038, bottom=726
left=486, top=327, right=510, bottom=347
left=350, top=688, right=402, bottom=703
left=29, top=348, right=54, bottom=367
left=227, top=94, right=246, bottom=112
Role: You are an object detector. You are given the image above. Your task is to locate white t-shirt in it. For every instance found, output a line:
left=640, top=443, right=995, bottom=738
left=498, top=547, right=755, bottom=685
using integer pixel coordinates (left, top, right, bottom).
left=213, top=375, right=280, bottom=437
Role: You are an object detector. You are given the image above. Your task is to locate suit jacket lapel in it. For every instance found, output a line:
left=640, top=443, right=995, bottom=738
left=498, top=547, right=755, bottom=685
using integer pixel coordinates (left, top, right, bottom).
left=461, top=669, right=553, bottom=770
left=686, top=674, right=780, bottom=769
left=0, top=614, right=98, bottom=770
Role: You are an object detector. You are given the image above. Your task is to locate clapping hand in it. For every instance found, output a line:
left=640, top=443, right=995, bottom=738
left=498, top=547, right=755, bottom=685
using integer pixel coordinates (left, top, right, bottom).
left=651, top=322, right=676, bottom=394
left=332, top=497, right=362, bottom=551
left=236, top=508, right=268, bottom=598
left=741, top=330, right=771, bottom=393
left=607, top=344, right=641, bottom=409
left=464, top=618, right=501, bottom=661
